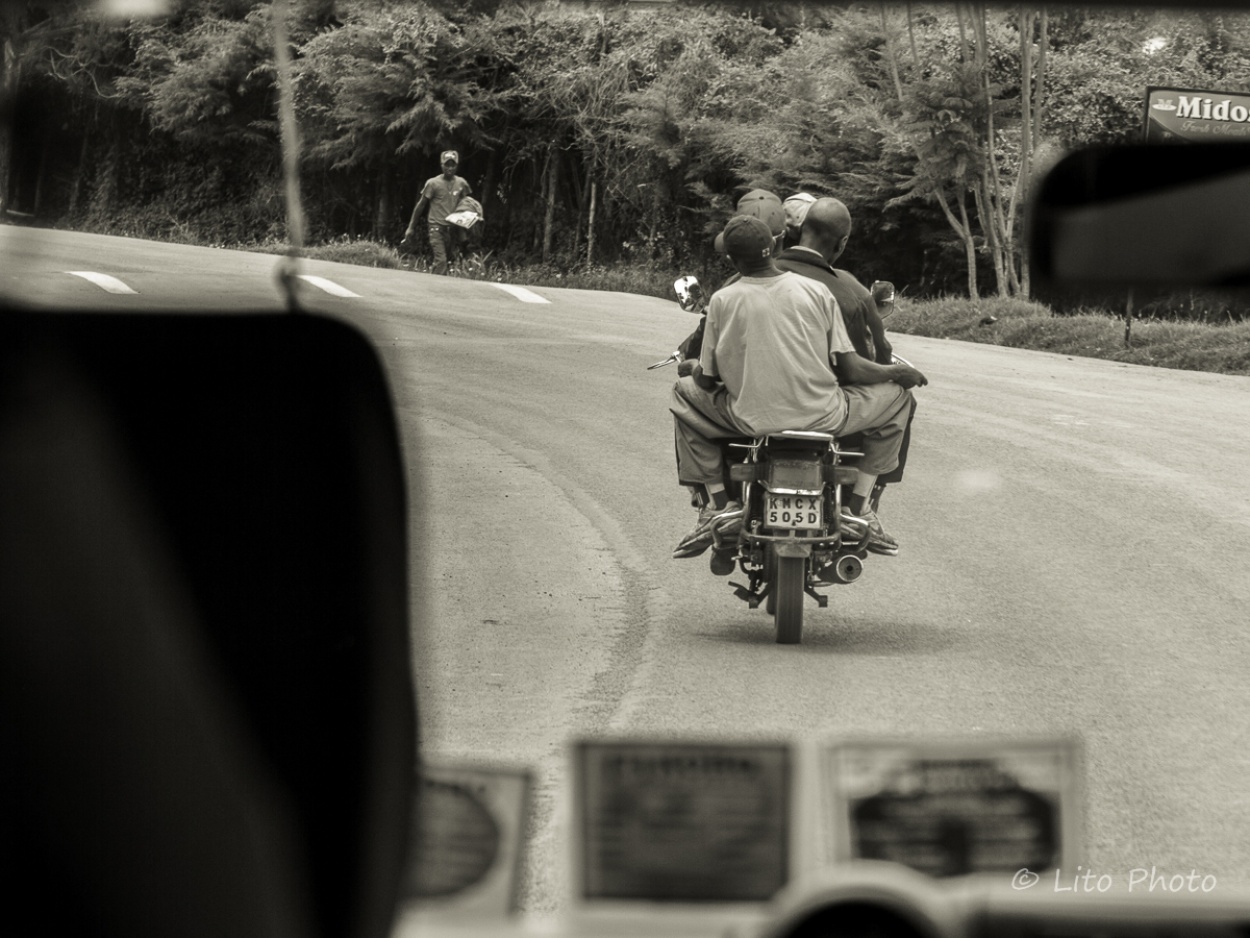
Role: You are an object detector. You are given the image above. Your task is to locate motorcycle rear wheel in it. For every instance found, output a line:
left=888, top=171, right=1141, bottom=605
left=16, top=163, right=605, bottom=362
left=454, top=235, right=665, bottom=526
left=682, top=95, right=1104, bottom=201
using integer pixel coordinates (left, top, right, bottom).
left=773, top=551, right=805, bottom=645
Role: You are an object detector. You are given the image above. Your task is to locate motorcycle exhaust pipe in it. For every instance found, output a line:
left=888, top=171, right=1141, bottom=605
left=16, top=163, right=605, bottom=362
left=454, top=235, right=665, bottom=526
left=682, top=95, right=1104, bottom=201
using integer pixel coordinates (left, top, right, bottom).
left=823, top=554, right=864, bottom=584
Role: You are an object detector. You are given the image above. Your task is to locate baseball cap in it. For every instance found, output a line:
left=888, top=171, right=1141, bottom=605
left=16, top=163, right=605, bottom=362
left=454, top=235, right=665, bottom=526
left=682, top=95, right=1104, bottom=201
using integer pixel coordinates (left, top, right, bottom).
left=738, top=188, right=781, bottom=205
left=441, top=149, right=459, bottom=164
left=783, top=192, right=818, bottom=233
left=719, top=215, right=775, bottom=263
left=713, top=188, right=785, bottom=253
left=735, top=189, right=785, bottom=235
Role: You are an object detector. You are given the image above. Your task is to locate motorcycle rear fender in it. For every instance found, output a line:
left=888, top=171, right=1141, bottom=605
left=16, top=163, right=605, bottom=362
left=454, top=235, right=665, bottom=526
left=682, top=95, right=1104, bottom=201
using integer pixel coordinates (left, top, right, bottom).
left=766, top=430, right=836, bottom=446
left=773, top=542, right=812, bottom=559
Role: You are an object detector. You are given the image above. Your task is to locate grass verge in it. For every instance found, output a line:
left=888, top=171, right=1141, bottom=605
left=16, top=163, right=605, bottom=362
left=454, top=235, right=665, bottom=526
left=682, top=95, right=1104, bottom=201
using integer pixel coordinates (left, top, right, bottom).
left=889, top=296, right=1250, bottom=377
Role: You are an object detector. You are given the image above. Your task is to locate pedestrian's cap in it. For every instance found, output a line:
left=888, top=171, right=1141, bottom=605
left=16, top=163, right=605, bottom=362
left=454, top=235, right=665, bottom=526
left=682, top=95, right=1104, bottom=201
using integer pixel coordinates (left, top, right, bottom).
left=719, top=214, right=775, bottom=263
left=441, top=150, right=459, bottom=164
left=783, top=192, right=818, bottom=233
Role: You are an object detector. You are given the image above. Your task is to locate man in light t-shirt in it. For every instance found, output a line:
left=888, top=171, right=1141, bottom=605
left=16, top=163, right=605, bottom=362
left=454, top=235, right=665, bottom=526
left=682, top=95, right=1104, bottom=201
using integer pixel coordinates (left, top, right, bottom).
left=405, top=150, right=473, bottom=275
left=670, top=213, right=927, bottom=559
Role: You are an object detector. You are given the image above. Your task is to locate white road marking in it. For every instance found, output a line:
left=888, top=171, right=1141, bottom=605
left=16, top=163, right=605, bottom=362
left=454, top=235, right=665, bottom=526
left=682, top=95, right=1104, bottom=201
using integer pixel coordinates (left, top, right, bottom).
left=67, top=271, right=137, bottom=294
left=490, top=283, right=550, bottom=304
left=297, top=275, right=360, bottom=298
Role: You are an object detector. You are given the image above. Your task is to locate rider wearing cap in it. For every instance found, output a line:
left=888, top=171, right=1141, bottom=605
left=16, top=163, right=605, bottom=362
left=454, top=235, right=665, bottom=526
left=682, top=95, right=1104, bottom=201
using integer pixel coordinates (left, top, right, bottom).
left=670, top=214, right=927, bottom=559
left=405, top=150, right=473, bottom=276
left=676, top=189, right=786, bottom=365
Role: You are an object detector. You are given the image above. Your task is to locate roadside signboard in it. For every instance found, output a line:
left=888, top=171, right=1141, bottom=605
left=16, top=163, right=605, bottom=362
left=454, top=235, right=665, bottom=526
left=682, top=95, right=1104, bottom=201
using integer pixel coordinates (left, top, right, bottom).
left=824, top=738, right=1079, bottom=879
left=574, top=740, right=793, bottom=903
left=1145, top=86, right=1250, bottom=142
left=399, top=762, right=531, bottom=916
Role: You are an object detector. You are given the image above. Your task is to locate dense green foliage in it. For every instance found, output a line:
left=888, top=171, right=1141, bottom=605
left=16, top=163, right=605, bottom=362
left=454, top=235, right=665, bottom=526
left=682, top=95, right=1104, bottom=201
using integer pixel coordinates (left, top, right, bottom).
left=4, top=1, right=1250, bottom=302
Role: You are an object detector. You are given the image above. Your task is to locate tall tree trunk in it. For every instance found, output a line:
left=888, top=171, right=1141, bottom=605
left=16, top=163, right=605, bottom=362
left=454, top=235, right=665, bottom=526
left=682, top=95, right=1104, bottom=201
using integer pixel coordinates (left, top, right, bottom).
left=542, top=147, right=558, bottom=263
left=878, top=4, right=904, bottom=101
left=531, top=159, right=544, bottom=255
left=933, top=182, right=979, bottom=298
left=955, top=1, right=971, bottom=62
left=970, top=3, right=1011, bottom=298
left=974, top=181, right=1006, bottom=298
left=374, top=175, right=390, bottom=239
left=68, top=131, right=89, bottom=218
left=0, top=34, right=20, bottom=216
left=586, top=177, right=598, bottom=265
left=573, top=154, right=586, bottom=256
left=1008, top=9, right=1035, bottom=299
left=906, top=1, right=920, bottom=67
left=1020, top=10, right=1047, bottom=299
left=96, top=136, right=121, bottom=217
left=32, top=125, right=51, bottom=216
left=478, top=149, right=497, bottom=219
left=956, top=190, right=978, bottom=298
left=647, top=184, right=660, bottom=259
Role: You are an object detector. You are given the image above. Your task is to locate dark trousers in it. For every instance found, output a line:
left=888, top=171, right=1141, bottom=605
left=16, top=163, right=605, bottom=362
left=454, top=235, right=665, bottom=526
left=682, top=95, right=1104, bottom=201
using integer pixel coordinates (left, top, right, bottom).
left=428, top=224, right=458, bottom=275
left=841, top=391, right=916, bottom=486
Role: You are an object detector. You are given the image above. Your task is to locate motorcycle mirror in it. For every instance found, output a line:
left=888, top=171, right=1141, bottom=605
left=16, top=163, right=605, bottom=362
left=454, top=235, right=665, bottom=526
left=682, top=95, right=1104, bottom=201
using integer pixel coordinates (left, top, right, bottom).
left=870, top=280, right=896, bottom=318
left=674, top=275, right=702, bottom=312
left=1030, top=142, right=1250, bottom=288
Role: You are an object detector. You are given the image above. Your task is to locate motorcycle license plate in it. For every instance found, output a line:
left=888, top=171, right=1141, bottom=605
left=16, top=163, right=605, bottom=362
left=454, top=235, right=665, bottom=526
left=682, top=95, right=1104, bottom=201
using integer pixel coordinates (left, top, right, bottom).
left=766, top=495, right=822, bottom=529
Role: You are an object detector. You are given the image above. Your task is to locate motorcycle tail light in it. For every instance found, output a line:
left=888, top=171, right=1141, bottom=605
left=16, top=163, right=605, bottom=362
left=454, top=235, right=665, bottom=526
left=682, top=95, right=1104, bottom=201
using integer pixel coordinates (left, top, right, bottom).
left=768, top=456, right=824, bottom=490
left=729, top=462, right=764, bottom=483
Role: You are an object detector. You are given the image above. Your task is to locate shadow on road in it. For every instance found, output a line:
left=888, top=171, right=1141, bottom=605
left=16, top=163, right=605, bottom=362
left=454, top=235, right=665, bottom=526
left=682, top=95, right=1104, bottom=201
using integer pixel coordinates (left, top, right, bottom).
left=692, top=615, right=966, bottom=655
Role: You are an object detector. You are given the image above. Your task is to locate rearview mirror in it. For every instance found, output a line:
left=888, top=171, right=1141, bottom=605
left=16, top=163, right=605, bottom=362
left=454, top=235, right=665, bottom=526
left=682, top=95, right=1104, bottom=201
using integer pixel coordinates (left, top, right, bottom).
left=870, top=281, right=896, bottom=318
left=1030, top=143, right=1250, bottom=288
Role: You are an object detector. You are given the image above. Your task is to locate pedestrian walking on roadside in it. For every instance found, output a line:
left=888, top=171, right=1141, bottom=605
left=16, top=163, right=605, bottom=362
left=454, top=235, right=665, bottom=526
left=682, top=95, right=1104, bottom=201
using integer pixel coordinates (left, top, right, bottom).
left=405, top=150, right=473, bottom=276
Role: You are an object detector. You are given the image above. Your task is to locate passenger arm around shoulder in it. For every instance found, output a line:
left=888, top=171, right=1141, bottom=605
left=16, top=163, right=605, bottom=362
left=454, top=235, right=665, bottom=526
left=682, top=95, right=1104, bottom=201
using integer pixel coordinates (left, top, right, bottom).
left=688, top=360, right=720, bottom=391
left=833, top=350, right=927, bottom=389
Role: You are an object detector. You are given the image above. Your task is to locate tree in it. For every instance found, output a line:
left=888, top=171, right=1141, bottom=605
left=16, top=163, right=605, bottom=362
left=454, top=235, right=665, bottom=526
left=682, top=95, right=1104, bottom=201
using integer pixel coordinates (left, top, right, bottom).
left=872, top=4, right=1045, bottom=299
left=12, top=0, right=1250, bottom=296
left=1, top=2, right=123, bottom=217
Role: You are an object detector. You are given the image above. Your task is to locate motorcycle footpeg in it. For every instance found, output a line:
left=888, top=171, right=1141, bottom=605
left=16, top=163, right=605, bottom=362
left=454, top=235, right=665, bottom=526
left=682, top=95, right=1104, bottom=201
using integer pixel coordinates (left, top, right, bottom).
left=709, top=548, right=737, bottom=577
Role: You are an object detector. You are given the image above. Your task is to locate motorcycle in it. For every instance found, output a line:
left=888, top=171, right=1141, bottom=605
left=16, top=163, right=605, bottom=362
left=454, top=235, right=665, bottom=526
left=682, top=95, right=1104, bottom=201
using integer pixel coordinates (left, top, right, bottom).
left=656, top=276, right=902, bottom=645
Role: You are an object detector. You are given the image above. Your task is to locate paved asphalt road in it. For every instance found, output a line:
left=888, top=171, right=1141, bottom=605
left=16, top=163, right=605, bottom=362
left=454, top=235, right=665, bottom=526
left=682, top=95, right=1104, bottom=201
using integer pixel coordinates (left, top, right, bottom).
left=6, top=227, right=1250, bottom=913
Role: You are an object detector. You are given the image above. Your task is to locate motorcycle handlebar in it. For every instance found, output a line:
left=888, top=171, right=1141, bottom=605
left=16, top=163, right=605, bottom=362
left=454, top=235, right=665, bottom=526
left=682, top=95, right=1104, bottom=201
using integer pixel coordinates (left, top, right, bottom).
left=647, top=351, right=682, bottom=370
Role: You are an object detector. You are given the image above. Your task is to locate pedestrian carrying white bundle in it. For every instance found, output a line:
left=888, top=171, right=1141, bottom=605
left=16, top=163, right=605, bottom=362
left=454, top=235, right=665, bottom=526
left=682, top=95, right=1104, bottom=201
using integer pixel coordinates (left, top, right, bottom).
left=446, top=196, right=484, bottom=229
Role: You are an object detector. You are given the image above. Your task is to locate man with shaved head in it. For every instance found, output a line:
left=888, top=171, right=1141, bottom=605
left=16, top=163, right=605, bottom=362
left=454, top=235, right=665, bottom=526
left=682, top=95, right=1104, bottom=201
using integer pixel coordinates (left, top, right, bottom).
left=775, top=196, right=917, bottom=528
left=778, top=197, right=892, bottom=363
